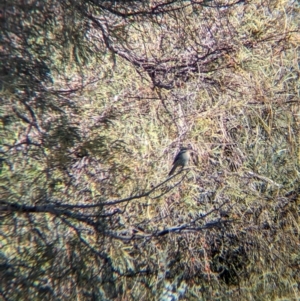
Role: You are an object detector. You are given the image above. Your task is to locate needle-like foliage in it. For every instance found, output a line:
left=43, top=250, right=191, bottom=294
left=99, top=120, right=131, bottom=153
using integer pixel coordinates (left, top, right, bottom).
left=1, top=0, right=300, bottom=300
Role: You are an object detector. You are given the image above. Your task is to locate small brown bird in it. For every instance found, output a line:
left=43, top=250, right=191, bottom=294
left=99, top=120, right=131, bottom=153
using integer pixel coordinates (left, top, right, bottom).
left=168, top=146, right=191, bottom=176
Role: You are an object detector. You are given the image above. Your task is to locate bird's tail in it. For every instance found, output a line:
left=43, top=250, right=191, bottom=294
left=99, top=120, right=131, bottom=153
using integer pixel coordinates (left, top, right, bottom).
left=168, top=165, right=177, bottom=176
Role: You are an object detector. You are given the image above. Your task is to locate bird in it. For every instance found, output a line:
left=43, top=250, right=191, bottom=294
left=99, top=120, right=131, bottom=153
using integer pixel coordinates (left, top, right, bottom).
left=168, top=146, right=191, bottom=176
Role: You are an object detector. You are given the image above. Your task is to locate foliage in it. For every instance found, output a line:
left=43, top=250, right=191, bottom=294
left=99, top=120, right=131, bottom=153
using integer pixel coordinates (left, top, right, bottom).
left=1, top=0, right=300, bottom=300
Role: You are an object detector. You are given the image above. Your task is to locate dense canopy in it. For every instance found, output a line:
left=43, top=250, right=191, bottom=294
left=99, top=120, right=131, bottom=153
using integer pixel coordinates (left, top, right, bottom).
left=1, top=0, right=300, bottom=300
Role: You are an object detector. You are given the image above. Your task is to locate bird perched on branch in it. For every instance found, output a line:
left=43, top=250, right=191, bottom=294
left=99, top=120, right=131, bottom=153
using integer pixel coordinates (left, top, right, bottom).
left=168, top=145, right=192, bottom=176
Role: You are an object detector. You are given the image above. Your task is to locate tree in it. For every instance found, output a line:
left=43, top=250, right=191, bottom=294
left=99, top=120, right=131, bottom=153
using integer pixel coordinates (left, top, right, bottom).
left=1, top=0, right=300, bottom=300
